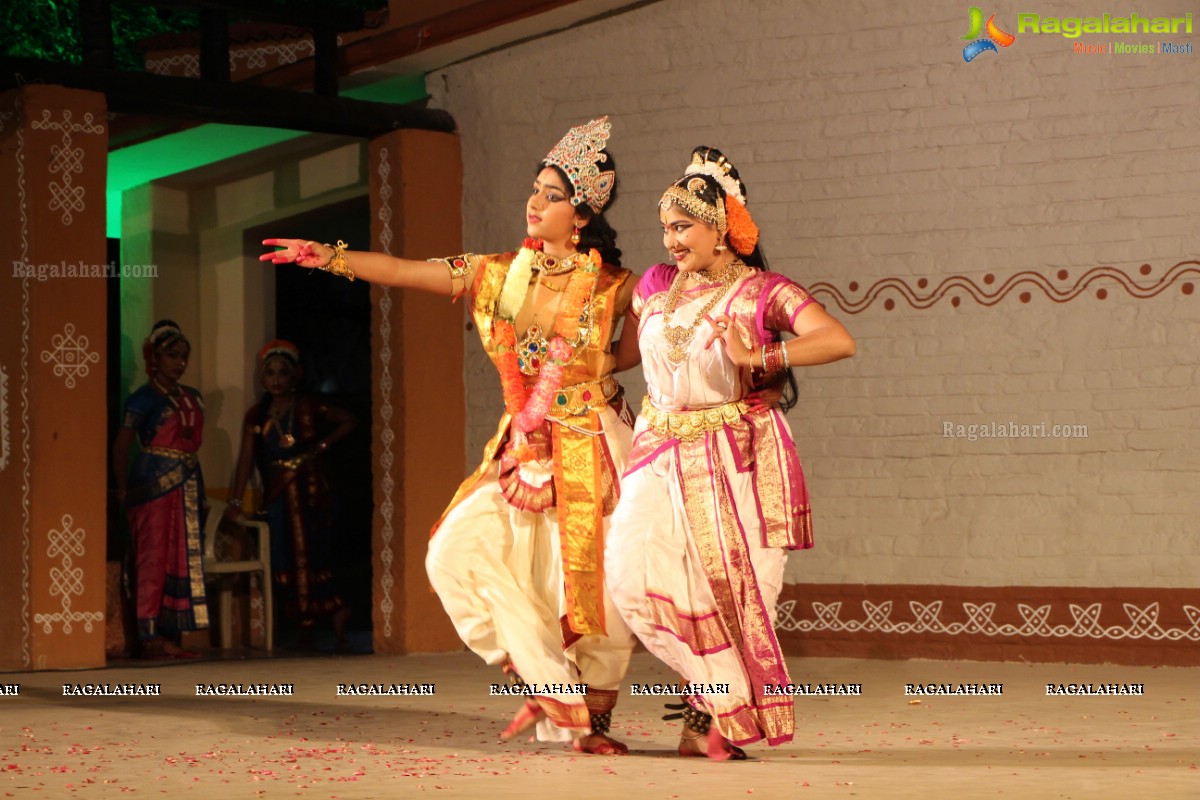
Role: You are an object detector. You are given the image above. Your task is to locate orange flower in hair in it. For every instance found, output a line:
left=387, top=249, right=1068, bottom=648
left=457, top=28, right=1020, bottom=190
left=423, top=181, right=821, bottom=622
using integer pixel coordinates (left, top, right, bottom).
left=724, top=197, right=760, bottom=256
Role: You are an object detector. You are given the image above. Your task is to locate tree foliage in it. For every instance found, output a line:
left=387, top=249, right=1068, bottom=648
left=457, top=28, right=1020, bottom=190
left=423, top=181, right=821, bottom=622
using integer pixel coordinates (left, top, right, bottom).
left=1, top=0, right=385, bottom=72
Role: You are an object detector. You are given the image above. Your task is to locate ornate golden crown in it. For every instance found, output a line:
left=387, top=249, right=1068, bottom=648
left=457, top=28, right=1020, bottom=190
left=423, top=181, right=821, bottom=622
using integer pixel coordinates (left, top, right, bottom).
left=543, top=116, right=616, bottom=214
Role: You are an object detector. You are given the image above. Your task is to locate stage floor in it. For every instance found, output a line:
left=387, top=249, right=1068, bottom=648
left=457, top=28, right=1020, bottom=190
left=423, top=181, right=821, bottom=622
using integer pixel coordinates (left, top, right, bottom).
left=2, top=651, right=1196, bottom=798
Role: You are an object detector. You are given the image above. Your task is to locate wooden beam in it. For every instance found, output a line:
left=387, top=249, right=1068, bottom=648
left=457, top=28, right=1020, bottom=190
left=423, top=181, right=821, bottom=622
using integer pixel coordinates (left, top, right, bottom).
left=0, top=57, right=455, bottom=138
left=241, top=0, right=591, bottom=92
left=143, top=0, right=368, bottom=95
left=142, top=0, right=365, bottom=32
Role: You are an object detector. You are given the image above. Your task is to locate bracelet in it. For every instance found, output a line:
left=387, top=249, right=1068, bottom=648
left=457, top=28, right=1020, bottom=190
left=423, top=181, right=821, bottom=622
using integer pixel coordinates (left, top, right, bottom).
left=761, top=341, right=787, bottom=373
left=228, top=498, right=243, bottom=508
left=780, top=339, right=791, bottom=370
left=319, top=239, right=355, bottom=281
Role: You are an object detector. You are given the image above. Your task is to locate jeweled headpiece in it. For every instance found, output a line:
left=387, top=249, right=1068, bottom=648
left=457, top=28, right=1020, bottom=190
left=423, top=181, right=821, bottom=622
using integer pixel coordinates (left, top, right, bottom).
left=143, top=320, right=189, bottom=377
left=658, top=146, right=760, bottom=256
left=684, top=148, right=746, bottom=205
left=148, top=322, right=187, bottom=351
left=258, top=339, right=300, bottom=367
left=542, top=116, right=616, bottom=214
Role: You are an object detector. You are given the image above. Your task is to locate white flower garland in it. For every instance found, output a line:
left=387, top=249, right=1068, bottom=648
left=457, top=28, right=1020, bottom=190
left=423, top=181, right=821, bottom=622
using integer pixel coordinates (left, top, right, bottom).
left=497, top=246, right=535, bottom=321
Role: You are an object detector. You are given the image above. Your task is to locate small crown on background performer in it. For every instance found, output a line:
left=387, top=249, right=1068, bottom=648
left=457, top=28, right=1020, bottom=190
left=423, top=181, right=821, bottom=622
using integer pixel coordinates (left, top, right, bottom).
left=543, top=116, right=616, bottom=214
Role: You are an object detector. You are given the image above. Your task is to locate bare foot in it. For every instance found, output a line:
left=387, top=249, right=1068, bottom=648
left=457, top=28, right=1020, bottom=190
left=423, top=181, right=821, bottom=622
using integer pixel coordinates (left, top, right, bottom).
left=677, top=726, right=747, bottom=760
left=141, top=638, right=199, bottom=660
left=573, top=732, right=628, bottom=755
left=162, top=641, right=200, bottom=659
left=500, top=699, right=545, bottom=740
left=677, top=728, right=707, bottom=757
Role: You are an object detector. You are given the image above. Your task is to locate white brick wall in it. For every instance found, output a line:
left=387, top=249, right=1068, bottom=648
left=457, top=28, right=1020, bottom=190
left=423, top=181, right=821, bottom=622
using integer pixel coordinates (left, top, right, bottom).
left=428, top=0, right=1200, bottom=589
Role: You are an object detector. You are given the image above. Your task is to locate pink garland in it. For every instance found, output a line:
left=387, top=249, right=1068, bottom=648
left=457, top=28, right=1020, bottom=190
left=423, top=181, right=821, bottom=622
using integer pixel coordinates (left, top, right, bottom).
left=512, top=337, right=572, bottom=435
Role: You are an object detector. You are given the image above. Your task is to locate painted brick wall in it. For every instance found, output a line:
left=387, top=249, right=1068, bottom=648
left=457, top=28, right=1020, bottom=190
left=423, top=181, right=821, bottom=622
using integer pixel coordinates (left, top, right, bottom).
left=428, top=0, right=1200, bottom=592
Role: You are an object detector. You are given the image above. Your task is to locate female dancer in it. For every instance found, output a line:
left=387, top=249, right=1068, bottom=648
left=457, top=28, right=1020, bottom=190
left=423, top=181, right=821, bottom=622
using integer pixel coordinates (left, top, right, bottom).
left=605, top=147, right=856, bottom=759
left=113, top=320, right=210, bottom=658
left=223, top=340, right=356, bottom=649
left=261, top=118, right=635, bottom=754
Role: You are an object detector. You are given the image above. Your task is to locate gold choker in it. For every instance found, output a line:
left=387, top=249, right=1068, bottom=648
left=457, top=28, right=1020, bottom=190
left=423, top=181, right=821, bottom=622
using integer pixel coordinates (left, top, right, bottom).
left=685, top=258, right=743, bottom=285
left=532, top=250, right=589, bottom=276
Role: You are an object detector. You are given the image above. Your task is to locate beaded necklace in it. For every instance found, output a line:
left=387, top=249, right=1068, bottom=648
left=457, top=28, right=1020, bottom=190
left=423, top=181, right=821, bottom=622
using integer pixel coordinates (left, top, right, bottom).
left=661, top=259, right=744, bottom=363
left=264, top=397, right=297, bottom=448
left=152, top=377, right=198, bottom=440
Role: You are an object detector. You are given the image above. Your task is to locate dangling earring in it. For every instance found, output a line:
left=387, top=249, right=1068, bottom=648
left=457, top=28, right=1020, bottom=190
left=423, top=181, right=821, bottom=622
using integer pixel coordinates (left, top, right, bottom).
left=571, top=226, right=581, bottom=246
left=715, top=243, right=727, bottom=253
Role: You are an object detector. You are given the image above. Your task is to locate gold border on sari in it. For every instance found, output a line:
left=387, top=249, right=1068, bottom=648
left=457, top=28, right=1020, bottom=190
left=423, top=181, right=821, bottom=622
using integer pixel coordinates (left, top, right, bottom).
left=183, top=476, right=209, bottom=628
left=675, top=434, right=794, bottom=743
left=535, top=695, right=590, bottom=731
left=646, top=591, right=732, bottom=655
left=472, top=255, right=509, bottom=351
left=552, top=411, right=606, bottom=636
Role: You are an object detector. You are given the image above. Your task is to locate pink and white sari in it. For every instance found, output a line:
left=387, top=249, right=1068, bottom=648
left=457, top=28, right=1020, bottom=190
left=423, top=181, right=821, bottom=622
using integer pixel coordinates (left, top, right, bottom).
left=605, top=264, right=814, bottom=746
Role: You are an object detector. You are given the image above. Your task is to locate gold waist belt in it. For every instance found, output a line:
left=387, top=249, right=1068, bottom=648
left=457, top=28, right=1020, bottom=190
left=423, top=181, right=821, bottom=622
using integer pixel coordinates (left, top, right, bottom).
left=547, top=374, right=620, bottom=418
left=272, top=453, right=312, bottom=470
left=144, top=446, right=197, bottom=461
left=642, top=396, right=750, bottom=441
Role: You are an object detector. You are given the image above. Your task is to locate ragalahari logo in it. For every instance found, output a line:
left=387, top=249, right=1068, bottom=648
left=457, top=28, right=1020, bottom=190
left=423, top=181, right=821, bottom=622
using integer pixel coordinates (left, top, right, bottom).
left=962, top=7, right=1016, bottom=61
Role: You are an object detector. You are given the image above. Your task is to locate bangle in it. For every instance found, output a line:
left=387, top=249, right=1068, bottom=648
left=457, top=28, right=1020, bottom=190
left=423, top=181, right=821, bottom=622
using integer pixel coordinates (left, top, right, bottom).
left=762, top=341, right=786, bottom=373
left=319, top=240, right=355, bottom=281
left=780, top=340, right=790, bottom=370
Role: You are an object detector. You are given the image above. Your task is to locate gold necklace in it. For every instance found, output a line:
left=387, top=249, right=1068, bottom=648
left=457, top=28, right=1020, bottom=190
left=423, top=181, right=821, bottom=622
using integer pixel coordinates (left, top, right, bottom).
left=532, top=249, right=588, bottom=276
left=266, top=398, right=297, bottom=448
left=661, top=260, right=744, bottom=363
left=152, top=377, right=197, bottom=440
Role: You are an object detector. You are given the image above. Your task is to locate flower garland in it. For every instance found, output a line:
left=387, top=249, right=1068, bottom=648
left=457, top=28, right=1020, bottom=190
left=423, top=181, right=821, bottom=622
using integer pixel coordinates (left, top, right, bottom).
left=494, top=239, right=601, bottom=461
left=497, top=246, right=535, bottom=321
left=494, top=320, right=527, bottom=415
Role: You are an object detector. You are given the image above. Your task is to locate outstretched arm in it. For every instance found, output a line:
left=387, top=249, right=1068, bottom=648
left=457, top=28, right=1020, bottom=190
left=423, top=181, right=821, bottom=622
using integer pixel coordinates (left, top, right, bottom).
left=260, top=239, right=461, bottom=296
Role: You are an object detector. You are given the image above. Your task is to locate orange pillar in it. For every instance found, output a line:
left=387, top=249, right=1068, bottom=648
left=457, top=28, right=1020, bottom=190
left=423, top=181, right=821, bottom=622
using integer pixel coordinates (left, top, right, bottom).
left=0, top=85, right=109, bottom=670
left=368, top=129, right=465, bottom=654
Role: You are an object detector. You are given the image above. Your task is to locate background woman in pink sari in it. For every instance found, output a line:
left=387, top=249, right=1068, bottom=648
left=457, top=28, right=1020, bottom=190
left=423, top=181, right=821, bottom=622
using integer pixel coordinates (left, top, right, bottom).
left=112, top=320, right=209, bottom=658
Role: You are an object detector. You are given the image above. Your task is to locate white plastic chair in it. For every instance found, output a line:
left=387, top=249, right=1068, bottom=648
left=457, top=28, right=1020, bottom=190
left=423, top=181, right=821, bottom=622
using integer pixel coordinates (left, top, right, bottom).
left=203, top=499, right=274, bottom=651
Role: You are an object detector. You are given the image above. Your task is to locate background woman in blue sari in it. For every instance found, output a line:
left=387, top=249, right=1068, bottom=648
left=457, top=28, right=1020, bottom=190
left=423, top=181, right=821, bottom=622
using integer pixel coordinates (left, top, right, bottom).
left=112, top=320, right=209, bottom=659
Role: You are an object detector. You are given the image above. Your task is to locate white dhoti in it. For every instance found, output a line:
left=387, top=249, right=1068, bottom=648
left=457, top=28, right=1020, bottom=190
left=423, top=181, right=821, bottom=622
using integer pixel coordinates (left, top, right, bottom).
left=426, top=407, right=635, bottom=738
